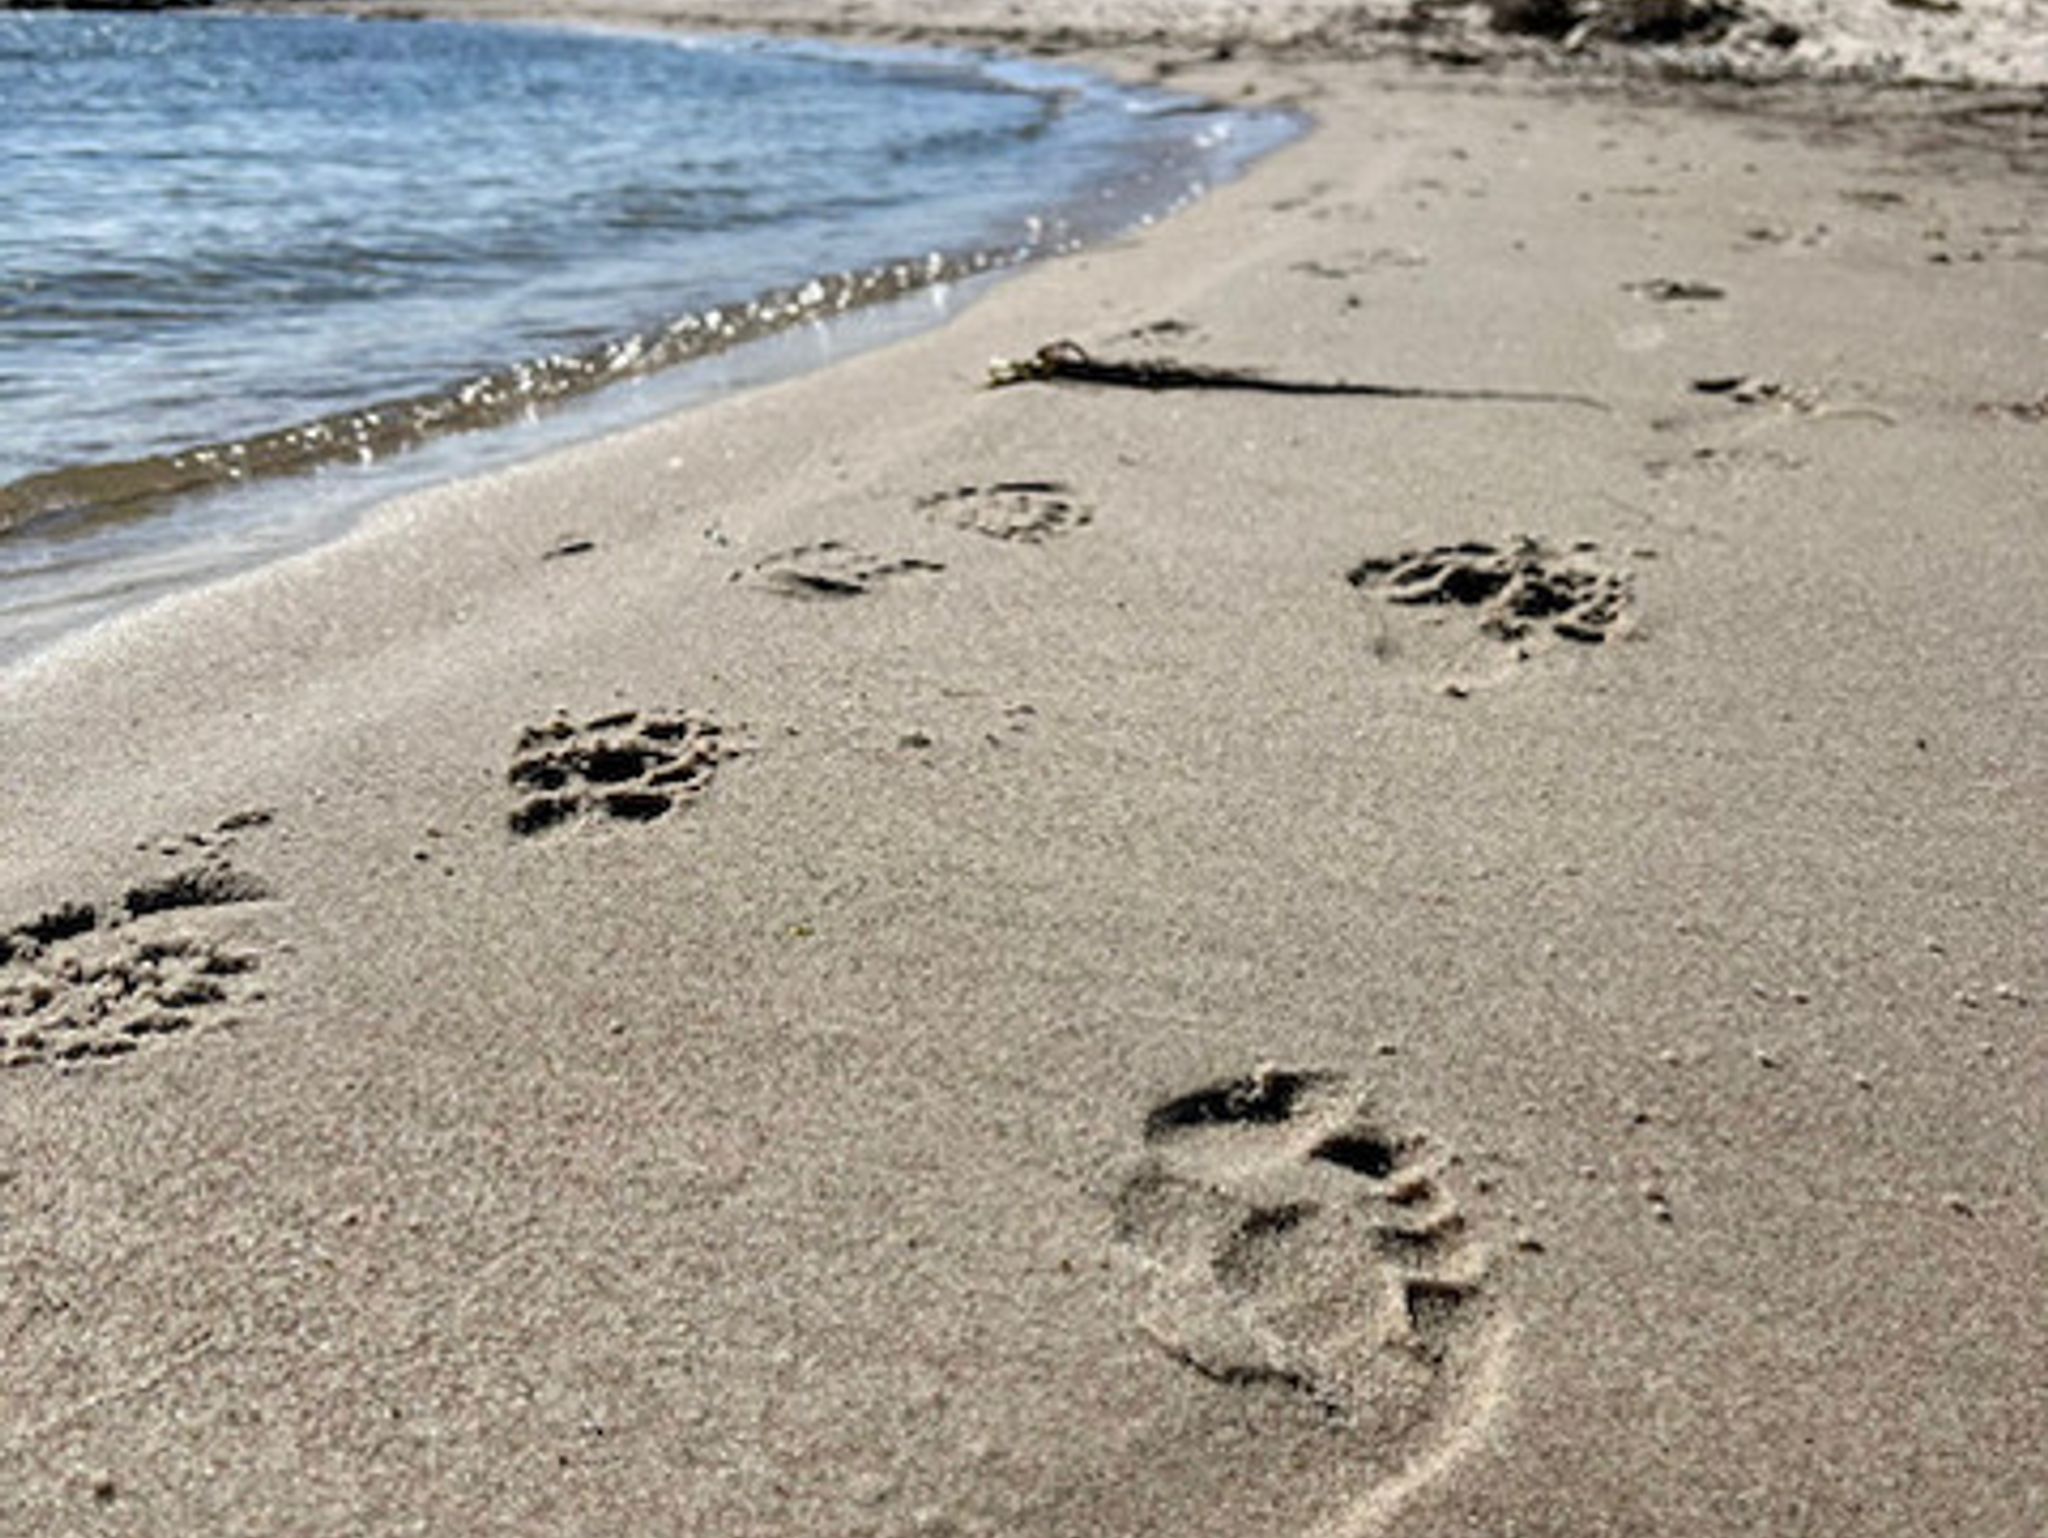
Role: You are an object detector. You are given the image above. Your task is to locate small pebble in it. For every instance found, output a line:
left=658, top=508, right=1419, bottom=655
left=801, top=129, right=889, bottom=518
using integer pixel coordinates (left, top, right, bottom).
left=1754, top=1048, right=1780, bottom=1069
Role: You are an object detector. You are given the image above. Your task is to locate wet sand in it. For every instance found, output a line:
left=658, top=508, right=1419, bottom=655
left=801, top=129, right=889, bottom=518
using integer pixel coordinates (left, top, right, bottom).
left=2, top=5, right=2043, bottom=1535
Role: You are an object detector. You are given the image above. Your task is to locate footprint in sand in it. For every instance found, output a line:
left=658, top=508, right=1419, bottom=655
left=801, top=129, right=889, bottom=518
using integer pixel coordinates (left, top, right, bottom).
left=1292, top=248, right=1429, bottom=281
left=506, top=709, right=738, bottom=837
left=1112, top=1068, right=1503, bottom=1450
left=736, top=539, right=943, bottom=599
left=0, top=846, right=273, bottom=1071
left=1688, top=375, right=1898, bottom=426
left=1646, top=443, right=1809, bottom=480
left=915, top=481, right=1092, bottom=544
left=1624, top=277, right=1726, bottom=303
left=1119, top=317, right=1199, bottom=344
left=1976, top=393, right=2048, bottom=423
left=1348, top=537, right=1632, bottom=648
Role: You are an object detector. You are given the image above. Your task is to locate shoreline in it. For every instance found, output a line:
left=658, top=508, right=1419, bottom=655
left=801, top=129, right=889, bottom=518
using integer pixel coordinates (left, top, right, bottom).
left=3, top=6, right=2042, bottom=1537
left=0, top=16, right=1301, bottom=665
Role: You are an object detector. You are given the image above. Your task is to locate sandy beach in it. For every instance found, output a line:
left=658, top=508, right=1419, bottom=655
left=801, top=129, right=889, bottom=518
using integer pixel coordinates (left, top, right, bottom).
left=2, top=3, right=2043, bottom=1534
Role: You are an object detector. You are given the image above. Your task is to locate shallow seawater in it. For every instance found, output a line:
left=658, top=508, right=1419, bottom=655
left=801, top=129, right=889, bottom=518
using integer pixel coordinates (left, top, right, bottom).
left=0, top=13, right=1299, bottom=661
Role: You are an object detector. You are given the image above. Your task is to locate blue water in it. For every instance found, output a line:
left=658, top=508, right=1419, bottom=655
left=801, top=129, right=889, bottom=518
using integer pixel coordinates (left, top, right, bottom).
left=0, top=12, right=1297, bottom=656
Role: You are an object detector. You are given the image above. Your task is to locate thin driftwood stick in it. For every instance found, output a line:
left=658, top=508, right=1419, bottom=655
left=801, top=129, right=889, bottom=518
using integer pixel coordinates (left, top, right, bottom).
left=987, top=340, right=1607, bottom=409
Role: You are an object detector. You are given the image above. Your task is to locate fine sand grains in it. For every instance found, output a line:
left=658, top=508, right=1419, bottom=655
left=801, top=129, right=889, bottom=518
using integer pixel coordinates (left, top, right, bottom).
left=1, top=10, right=2044, bottom=1538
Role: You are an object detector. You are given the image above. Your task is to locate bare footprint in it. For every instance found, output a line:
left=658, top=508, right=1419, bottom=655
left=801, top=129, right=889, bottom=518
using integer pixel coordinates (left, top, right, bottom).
left=507, top=709, right=738, bottom=837
left=0, top=856, right=272, bottom=1071
left=1646, top=443, right=1809, bottom=480
left=735, top=539, right=943, bottom=599
left=1118, top=317, right=1199, bottom=344
left=1689, top=374, right=1895, bottom=422
left=1292, top=247, right=1428, bottom=280
left=1114, top=1068, right=1498, bottom=1430
left=1976, top=393, right=2048, bottom=423
left=1624, top=277, right=1726, bottom=302
left=916, top=480, right=1093, bottom=544
left=1348, top=537, right=1632, bottom=647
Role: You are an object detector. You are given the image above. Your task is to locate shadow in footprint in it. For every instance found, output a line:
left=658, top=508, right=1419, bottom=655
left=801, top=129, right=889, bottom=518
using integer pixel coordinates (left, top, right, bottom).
left=1145, top=1068, right=1332, bottom=1136
left=1348, top=537, right=1631, bottom=648
left=1625, top=277, right=1726, bottom=302
left=736, top=540, right=943, bottom=599
left=506, top=709, right=738, bottom=837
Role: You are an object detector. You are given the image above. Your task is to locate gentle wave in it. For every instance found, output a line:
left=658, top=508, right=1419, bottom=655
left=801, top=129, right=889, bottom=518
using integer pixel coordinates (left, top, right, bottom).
left=0, top=245, right=1025, bottom=539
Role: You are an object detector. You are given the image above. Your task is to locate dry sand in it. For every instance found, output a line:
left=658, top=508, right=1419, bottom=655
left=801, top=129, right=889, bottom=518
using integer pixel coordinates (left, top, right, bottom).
left=2, top=4, right=2044, bottom=1535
